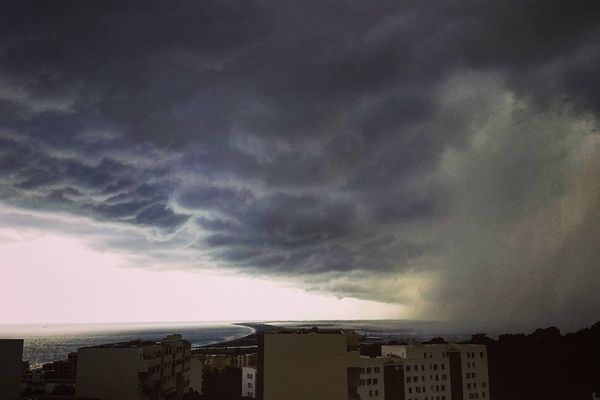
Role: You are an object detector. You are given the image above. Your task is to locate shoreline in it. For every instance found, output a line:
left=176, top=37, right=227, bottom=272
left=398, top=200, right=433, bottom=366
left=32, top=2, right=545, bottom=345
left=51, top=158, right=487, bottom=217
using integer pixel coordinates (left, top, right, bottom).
left=193, top=322, right=281, bottom=353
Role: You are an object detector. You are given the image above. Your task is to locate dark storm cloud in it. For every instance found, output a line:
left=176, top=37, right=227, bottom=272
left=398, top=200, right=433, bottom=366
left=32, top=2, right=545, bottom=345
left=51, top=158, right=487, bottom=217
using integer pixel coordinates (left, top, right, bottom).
left=1, top=0, right=600, bottom=328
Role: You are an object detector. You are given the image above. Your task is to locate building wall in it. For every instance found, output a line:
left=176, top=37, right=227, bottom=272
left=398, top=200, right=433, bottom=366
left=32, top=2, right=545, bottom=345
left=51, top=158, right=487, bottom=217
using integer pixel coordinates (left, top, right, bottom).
left=76, top=347, right=143, bottom=400
left=383, top=362, right=405, bottom=400
left=242, top=366, right=256, bottom=398
left=459, top=346, right=489, bottom=400
left=381, top=344, right=490, bottom=400
left=357, top=357, right=385, bottom=400
left=76, top=336, right=191, bottom=400
left=259, top=333, right=352, bottom=400
left=189, top=356, right=204, bottom=394
left=0, top=339, right=23, bottom=400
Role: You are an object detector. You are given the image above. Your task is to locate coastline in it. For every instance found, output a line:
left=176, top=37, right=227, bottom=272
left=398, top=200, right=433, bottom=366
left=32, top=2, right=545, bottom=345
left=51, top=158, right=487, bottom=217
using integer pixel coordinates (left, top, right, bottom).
left=193, top=322, right=281, bottom=352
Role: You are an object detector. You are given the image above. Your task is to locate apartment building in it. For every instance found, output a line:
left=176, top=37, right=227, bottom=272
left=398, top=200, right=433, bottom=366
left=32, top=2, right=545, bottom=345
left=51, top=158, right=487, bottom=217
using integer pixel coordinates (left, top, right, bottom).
left=242, top=366, right=256, bottom=398
left=257, top=329, right=361, bottom=400
left=381, top=344, right=489, bottom=400
left=357, top=357, right=386, bottom=400
left=76, top=334, right=191, bottom=400
left=0, top=339, right=23, bottom=400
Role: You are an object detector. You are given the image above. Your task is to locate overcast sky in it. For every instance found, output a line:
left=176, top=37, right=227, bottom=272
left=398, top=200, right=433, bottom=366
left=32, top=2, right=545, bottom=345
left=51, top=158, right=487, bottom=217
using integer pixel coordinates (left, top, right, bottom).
left=1, top=0, right=599, bottom=329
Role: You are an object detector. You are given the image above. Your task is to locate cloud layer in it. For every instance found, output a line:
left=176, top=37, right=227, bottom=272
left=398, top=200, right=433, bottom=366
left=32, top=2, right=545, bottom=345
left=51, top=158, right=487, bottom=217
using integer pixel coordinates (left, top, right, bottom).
left=1, top=0, right=600, bottom=328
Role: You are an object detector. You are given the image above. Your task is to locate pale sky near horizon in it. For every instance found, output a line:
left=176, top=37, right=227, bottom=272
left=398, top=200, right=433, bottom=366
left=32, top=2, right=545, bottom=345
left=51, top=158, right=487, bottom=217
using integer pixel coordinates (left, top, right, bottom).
left=0, top=219, right=406, bottom=324
left=1, top=1, right=600, bottom=330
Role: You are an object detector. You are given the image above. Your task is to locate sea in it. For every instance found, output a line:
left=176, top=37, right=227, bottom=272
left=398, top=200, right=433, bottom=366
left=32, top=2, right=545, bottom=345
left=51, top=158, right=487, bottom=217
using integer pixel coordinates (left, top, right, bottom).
left=0, top=321, right=254, bottom=369
left=0, top=319, right=485, bottom=369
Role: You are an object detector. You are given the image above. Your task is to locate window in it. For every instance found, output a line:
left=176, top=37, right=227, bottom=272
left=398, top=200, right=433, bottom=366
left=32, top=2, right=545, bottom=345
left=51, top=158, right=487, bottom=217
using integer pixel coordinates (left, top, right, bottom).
left=482, top=392, right=486, bottom=398
left=406, top=377, right=411, bottom=383
left=436, top=374, right=439, bottom=381
left=375, top=390, right=378, bottom=396
left=375, top=367, right=380, bottom=373
left=361, top=379, right=365, bottom=385
left=373, top=378, right=378, bottom=385
left=467, top=383, right=471, bottom=389
left=441, top=385, right=446, bottom=391
left=369, top=390, right=372, bottom=396
left=422, top=365, right=425, bottom=371
left=409, top=388, right=412, bottom=394
left=480, top=352, right=484, bottom=358
left=442, top=364, right=445, bottom=370
left=414, top=376, right=418, bottom=382
left=248, top=383, right=252, bottom=388
left=367, top=379, right=372, bottom=385
left=367, top=368, right=371, bottom=373
left=406, top=365, right=411, bottom=372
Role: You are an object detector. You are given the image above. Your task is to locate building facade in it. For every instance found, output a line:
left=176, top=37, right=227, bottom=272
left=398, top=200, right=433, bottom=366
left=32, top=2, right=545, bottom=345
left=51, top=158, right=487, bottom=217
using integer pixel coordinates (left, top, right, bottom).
left=357, top=357, right=386, bottom=400
left=242, top=366, right=256, bottom=398
left=257, top=329, right=361, bottom=400
left=189, top=355, right=204, bottom=395
left=381, top=344, right=490, bottom=400
left=76, top=334, right=191, bottom=400
left=0, top=339, right=23, bottom=400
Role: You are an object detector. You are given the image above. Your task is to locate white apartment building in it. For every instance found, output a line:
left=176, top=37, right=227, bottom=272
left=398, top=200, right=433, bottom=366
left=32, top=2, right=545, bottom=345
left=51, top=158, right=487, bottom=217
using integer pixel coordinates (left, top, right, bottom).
left=242, top=366, right=256, bottom=398
left=76, top=334, right=191, bottom=400
left=357, top=357, right=386, bottom=400
left=381, top=344, right=489, bottom=400
left=0, top=339, right=23, bottom=400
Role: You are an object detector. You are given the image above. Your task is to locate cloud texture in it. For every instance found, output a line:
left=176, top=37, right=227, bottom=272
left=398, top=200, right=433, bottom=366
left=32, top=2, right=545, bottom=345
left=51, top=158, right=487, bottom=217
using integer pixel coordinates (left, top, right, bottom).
left=1, top=0, right=600, bottom=328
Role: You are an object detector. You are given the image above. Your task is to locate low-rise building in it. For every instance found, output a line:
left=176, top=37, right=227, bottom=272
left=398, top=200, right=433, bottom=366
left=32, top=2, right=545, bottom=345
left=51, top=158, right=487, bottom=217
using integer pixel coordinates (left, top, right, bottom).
left=76, top=334, right=191, bottom=400
left=42, top=352, right=78, bottom=381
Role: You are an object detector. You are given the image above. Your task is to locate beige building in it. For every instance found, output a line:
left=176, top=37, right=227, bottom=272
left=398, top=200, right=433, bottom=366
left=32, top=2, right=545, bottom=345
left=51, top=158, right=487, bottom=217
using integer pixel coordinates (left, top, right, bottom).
left=76, top=334, right=191, bottom=400
left=0, top=339, right=23, bottom=400
left=189, top=355, right=204, bottom=394
left=356, top=356, right=386, bottom=400
left=381, top=344, right=490, bottom=400
left=258, top=329, right=361, bottom=400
